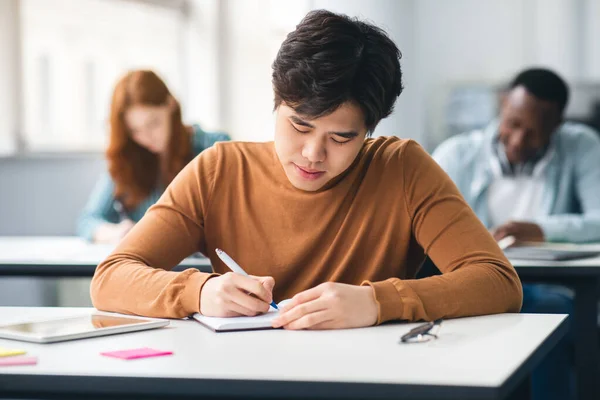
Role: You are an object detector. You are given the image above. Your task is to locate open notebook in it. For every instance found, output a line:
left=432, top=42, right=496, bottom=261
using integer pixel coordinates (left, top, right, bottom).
left=192, top=299, right=292, bottom=332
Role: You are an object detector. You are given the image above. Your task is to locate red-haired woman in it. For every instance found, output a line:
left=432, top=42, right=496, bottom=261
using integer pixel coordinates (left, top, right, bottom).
left=77, top=70, right=229, bottom=243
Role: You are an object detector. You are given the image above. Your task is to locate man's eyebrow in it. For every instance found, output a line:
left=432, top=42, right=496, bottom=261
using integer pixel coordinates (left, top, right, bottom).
left=289, top=115, right=315, bottom=128
left=289, top=115, right=360, bottom=138
left=329, top=131, right=359, bottom=139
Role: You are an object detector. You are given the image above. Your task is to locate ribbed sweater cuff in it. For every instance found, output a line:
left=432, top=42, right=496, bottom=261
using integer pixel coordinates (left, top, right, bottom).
left=181, top=270, right=220, bottom=315
left=361, top=279, right=404, bottom=324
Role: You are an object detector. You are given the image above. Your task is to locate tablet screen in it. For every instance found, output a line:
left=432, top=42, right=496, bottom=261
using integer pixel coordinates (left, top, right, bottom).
left=1, top=315, right=152, bottom=337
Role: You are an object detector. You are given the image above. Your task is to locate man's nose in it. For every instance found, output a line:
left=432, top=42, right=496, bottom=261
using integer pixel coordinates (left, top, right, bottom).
left=509, top=130, right=526, bottom=151
left=302, top=138, right=326, bottom=163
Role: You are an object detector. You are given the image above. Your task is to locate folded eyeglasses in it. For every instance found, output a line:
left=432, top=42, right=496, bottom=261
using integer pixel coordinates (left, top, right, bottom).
left=400, top=319, right=443, bottom=344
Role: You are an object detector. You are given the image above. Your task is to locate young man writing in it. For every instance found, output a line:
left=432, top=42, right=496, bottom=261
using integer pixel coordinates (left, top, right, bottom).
left=91, top=10, right=522, bottom=329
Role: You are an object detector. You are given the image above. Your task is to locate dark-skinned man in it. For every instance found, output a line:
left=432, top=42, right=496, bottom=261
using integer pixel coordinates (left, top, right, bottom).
left=434, top=68, right=600, bottom=400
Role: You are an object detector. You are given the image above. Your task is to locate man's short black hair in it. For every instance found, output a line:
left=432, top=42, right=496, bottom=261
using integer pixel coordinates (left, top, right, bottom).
left=272, top=9, right=403, bottom=134
left=509, top=68, right=569, bottom=114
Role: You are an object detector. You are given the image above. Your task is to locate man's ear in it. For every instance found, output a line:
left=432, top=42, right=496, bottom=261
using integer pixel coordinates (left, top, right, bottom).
left=551, top=115, right=563, bottom=134
left=555, top=114, right=564, bottom=126
left=544, top=105, right=563, bottom=133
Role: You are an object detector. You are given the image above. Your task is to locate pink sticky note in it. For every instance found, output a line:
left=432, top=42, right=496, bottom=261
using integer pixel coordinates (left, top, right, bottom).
left=0, top=356, right=38, bottom=367
left=100, top=347, right=173, bottom=360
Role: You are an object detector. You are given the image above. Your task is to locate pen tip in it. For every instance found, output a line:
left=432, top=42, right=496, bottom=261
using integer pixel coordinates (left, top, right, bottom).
left=215, top=248, right=222, bottom=254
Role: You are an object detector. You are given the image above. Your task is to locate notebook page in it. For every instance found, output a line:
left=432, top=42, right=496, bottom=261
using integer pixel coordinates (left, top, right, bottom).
left=192, top=299, right=292, bottom=332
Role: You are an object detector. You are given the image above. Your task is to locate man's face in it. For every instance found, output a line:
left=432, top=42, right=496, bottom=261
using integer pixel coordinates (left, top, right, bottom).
left=498, top=86, right=561, bottom=164
left=274, top=102, right=368, bottom=192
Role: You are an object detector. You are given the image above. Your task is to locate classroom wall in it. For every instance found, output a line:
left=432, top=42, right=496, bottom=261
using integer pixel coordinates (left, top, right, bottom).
left=0, top=0, right=19, bottom=155
left=583, top=0, right=600, bottom=80
left=413, top=0, right=580, bottom=148
left=181, top=0, right=222, bottom=132
left=0, top=156, right=104, bottom=236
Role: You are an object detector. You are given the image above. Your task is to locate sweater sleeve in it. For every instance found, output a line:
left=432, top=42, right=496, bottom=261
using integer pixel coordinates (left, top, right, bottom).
left=90, top=147, right=221, bottom=318
left=363, top=141, right=523, bottom=323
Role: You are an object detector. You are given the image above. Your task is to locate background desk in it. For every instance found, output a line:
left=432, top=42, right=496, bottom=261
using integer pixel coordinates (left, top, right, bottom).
left=0, top=236, right=212, bottom=277
left=512, top=255, right=600, bottom=400
left=0, top=308, right=567, bottom=400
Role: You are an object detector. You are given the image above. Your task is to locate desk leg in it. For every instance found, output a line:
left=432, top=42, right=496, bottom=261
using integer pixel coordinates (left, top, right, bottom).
left=507, top=375, right=531, bottom=400
left=572, top=277, right=599, bottom=400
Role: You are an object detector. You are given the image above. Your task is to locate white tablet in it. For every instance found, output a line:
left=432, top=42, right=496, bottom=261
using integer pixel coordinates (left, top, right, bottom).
left=0, top=314, right=169, bottom=343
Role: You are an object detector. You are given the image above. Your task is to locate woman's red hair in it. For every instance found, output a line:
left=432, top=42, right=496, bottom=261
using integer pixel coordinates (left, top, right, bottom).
left=106, top=70, right=191, bottom=209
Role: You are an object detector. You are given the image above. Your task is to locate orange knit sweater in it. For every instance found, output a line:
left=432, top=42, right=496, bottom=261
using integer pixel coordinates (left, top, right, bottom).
left=91, top=137, right=522, bottom=323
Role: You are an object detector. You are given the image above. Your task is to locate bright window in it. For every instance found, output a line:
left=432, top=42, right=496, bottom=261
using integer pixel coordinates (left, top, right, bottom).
left=20, top=0, right=187, bottom=152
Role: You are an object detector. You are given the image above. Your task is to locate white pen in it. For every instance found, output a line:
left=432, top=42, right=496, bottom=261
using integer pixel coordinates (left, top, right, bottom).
left=497, top=235, right=516, bottom=250
left=215, top=248, right=278, bottom=309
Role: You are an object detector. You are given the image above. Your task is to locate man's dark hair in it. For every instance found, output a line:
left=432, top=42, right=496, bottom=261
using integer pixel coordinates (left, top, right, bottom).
left=509, top=68, right=569, bottom=114
left=272, top=9, right=403, bottom=134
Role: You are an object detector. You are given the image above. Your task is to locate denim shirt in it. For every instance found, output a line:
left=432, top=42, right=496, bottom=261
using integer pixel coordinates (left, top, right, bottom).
left=432, top=120, right=600, bottom=243
left=76, top=125, right=230, bottom=240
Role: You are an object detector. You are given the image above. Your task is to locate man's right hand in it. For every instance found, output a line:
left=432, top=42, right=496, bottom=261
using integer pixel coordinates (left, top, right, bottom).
left=200, top=273, right=275, bottom=317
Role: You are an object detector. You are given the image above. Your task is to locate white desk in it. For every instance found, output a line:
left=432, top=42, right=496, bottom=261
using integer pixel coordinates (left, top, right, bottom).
left=0, top=236, right=212, bottom=277
left=0, top=307, right=567, bottom=400
left=511, top=255, right=600, bottom=400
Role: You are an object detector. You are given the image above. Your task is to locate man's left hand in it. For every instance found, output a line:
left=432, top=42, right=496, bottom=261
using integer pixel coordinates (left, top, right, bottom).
left=491, top=221, right=545, bottom=242
left=271, top=282, right=378, bottom=330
